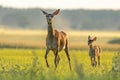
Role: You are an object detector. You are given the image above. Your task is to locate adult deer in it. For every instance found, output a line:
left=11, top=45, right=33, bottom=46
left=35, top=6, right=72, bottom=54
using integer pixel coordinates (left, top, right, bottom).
left=41, top=9, right=71, bottom=70
left=88, top=36, right=101, bottom=67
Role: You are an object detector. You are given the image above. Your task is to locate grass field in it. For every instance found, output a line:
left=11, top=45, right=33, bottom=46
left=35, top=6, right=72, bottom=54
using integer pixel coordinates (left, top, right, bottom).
left=0, top=28, right=120, bottom=80
left=0, top=49, right=119, bottom=80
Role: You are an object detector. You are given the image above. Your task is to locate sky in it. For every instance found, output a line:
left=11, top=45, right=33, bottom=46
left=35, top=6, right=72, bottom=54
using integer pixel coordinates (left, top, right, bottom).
left=0, top=0, right=120, bottom=10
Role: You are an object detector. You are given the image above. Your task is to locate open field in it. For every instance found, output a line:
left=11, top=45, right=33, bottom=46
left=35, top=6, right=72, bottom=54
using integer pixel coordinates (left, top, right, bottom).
left=0, top=49, right=119, bottom=80
left=0, top=28, right=120, bottom=50
left=0, top=28, right=119, bottom=80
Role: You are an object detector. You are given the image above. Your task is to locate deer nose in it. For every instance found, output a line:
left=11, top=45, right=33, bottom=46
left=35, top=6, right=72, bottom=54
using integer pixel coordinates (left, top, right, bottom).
left=47, top=16, right=52, bottom=20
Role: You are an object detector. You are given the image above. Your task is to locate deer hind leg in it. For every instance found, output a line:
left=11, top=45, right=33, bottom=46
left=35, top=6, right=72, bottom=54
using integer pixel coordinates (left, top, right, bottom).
left=64, top=47, right=72, bottom=70
left=98, top=56, right=100, bottom=66
left=45, top=49, right=50, bottom=68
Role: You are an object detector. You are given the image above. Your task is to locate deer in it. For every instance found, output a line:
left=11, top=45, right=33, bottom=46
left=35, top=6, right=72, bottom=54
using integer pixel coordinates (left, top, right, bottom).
left=41, top=9, right=71, bottom=70
left=88, top=36, right=101, bottom=67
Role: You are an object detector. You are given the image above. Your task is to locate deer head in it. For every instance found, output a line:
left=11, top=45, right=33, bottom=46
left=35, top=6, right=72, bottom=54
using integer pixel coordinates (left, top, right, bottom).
left=41, top=9, right=60, bottom=24
left=88, top=36, right=97, bottom=46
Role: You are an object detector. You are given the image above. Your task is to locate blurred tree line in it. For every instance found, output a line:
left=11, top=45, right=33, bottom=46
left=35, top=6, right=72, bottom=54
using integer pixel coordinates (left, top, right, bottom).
left=0, top=6, right=120, bottom=31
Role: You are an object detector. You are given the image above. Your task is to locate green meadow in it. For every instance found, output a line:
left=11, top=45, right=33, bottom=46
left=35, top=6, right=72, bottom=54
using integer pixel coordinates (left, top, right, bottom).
left=0, top=49, right=119, bottom=80
left=0, top=29, right=120, bottom=80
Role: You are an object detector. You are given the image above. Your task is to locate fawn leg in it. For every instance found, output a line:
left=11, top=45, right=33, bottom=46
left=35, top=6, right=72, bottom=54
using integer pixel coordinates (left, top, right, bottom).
left=98, top=56, right=100, bottom=66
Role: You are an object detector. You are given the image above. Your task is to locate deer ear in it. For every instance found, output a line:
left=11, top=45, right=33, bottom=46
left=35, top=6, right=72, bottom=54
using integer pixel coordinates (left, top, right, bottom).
left=88, top=35, right=91, bottom=40
left=93, top=37, right=97, bottom=41
left=41, top=10, right=47, bottom=15
left=53, top=9, right=60, bottom=15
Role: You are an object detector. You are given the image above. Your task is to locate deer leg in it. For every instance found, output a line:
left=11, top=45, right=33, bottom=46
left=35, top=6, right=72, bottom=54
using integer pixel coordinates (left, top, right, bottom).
left=54, top=49, right=59, bottom=70
left=98, top=56, right=100, bottom=66
left=91, top=57, right=94, bottom=67
left=94, top=57, right=97, bottom=67
left=57, top=55, right=60, bottom=65
left=45, top=49, right=50, bottom=68
left=90, top=57, right=93, bottom=66
left=65, top=48, right=72, bottom=70
left=53, top=50, right=60, bottom=66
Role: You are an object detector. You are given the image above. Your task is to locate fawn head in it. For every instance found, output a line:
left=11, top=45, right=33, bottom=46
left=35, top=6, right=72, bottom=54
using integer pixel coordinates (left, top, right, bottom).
left=88, top=36, right=97, bottom=46
left=41, top=9, right=60, bottom=24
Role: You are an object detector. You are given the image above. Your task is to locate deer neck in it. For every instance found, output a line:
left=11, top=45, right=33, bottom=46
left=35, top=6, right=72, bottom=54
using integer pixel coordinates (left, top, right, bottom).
left=89, top=45, right=93, bottom=49
left=47, top=22, right=54, bottom=37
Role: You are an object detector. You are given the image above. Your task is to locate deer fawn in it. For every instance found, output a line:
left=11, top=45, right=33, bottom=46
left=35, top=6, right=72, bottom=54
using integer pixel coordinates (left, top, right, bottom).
left=88, top=36, right=101, bottom=67
left=41, top=9, right=71, bottom=70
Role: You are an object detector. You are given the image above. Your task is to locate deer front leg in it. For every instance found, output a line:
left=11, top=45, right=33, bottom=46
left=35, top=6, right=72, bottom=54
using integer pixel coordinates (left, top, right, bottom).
left=54, top=49, right=59, bottom=70
left=91, top=57, right=94, bottom=67
left=57, top=55, right=60, bottom=64
left=94, top=57, right=97, bottom=67
left=53, top=50, right=60, bottom=66
left=91, top=57, right=96, bottom=67
left=45, top=49, right=50, bottom=68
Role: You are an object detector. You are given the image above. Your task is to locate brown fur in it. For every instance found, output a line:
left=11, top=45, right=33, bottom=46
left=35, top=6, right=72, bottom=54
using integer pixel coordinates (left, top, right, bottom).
left=88, top=36, right=101, bottom=67
left=41, top=9, right=71, bottom=70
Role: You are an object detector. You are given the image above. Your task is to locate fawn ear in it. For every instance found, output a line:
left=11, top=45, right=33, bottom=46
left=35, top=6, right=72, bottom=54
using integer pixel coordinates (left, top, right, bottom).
left=88, top=35, right=91, bottom=40
left=41, top=10, right=47, bottom=15
left=53, top=9, right=60, bottom=15
left=93, top=37, right=97, bottom=41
